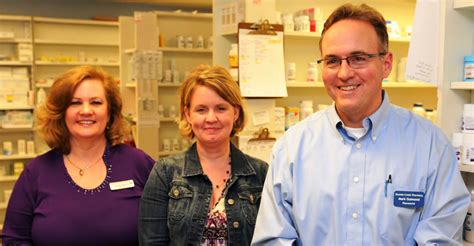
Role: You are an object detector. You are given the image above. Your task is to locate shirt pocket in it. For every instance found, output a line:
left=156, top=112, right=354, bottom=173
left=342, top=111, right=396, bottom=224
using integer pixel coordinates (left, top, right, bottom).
left=237, top=185, right=263, bottom=225
left=168, top=181, right=193, bottom=224
left=380, top=184, right=423, bottom=244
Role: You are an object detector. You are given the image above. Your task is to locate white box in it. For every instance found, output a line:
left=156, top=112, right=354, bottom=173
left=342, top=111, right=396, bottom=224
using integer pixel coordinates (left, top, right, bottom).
left=17, top=139, right=26, bottom=155
left=0, top=89, right=29, bottom=107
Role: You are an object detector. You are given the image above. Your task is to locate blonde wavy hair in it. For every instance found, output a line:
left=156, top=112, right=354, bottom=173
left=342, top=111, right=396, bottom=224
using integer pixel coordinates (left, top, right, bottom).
left=178, top=64, right=245, bottom=139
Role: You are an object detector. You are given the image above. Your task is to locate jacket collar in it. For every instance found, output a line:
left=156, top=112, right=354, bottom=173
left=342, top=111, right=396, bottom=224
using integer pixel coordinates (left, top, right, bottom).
left=183, top=142, right=257, bottom=177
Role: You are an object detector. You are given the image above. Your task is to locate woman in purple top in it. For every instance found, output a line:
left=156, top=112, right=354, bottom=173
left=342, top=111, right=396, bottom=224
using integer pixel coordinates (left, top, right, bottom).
left=2, top=66, right=154, bottom=246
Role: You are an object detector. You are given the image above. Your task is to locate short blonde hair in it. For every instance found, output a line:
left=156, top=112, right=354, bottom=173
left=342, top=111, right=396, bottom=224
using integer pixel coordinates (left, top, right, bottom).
left=36, top=66, right=127, bottom=154
left=178, top=64, right=245, bottom=139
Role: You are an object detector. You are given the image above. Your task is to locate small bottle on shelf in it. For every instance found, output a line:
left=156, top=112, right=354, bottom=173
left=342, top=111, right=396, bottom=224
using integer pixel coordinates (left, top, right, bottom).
left=411, top=103, right=425, bottom=118
left=229, top=43, right=238, bottom=68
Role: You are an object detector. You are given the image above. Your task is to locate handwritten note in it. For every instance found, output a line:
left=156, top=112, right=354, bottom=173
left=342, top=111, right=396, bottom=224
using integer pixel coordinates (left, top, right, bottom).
left=405, top=0, right=440, bottom=85
left=238, top=27, right=287, bottom=97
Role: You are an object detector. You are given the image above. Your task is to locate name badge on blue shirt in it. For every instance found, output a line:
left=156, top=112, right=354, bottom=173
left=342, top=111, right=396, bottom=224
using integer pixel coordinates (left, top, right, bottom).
left=393, top=191, right=425, bottom=208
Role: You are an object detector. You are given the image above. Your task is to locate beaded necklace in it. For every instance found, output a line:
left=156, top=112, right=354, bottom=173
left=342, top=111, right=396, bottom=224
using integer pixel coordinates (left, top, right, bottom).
left=211, top=155, right=232, bottom=208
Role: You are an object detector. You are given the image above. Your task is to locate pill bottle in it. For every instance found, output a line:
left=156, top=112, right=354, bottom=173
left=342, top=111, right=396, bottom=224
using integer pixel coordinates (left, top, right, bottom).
left=229, top=43, right=238, bottom=68
left=307, top=62, right=318, bottom=82
left=287, top=62, right=296, bottom=83
left=452, top=132, right=463, bottom=165
left=463, top=104, right=474, bottom=133
left=299, top=100, right=314, bottom=120
left=464, top=55, right=474, bottom=82
left=464, top=190, right=474, bottom=242
left=412, top=103, right=425, bottom=118
left=425, top=109, right=435, bottom=123
left=462, top=132, right=474, bottom=165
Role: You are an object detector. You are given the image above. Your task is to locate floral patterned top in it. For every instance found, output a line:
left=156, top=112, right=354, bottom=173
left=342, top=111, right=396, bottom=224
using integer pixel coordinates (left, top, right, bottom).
left=201, top=197, right=228, bottom=245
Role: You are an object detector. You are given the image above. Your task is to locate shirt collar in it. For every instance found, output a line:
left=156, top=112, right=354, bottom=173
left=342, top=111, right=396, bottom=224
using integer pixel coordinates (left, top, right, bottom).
left=327, top=90, right=391, bottom=143
left=183, top=142, right=257, bottom=177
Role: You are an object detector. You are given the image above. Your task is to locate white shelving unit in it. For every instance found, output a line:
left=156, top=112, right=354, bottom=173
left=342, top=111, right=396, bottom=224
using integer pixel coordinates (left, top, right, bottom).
left=0, top=15, right=35, bottom=231
left=119, top=10, right=212, bottom=159
left=442, top=6, right=474, bottom=230
left=119, top=12, right=160, bottom=159
left=32, top=16, right=119, bottom=86
left=155, top=10, right=212, bottom=158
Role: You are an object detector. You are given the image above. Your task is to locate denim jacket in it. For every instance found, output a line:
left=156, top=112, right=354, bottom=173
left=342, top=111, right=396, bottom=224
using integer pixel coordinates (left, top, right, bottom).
left=139, top=143, right=268, bottom=246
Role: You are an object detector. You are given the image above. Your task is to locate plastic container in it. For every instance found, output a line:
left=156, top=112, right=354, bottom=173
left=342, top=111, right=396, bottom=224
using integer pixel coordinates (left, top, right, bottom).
left=287, top=62, right=296, bottom=82
left=412, top=103, right=425, bottom=118
left=162, top=139, right=171, bottom=152
left=425, top=109, right=435, bottom=123
left=173, top=138, right=180, bottom=151
left=3, top=141, right=12, bottom=155
left=196, top=35, right=204, bottom=49
left=185, top=36, right=193, bottom=48
left=26, top=140, right=35, bottom=155
left=463, top=104, right=474, bottom=133
left=462, top=132, right=474, bottom=165
left=307, top=62, right=318, bottom=82
left=169, top=105, right=177, bottom=118
left=17, top=139, right=25, bottom=155
left=158, top=104, right=164, bottom=117
left=464, top=190, right=474, bottom=243
left=36, top=88, right=46, bottom=105
left=207, top=36, right=213, bottom=49
left=229, top=68, right=238, bottom=82
left=453, top=132, right=463, bottom=165
left=299, top=100, right=314, bottom=120
left=285, top=107, right=299, bottom=130
left=282, top=13, right=294, bottom=32
left=464, top=55, right=474, bottom=82
left=177, top=35, right=185, bottom=48
left=229, top=43, right=238, bottom=68
left=300, top=16, right=310, bottom=32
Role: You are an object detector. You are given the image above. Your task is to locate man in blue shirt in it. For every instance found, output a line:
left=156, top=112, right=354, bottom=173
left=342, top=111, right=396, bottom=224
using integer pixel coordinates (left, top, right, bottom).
left=252, top=3, right=470, bottom=245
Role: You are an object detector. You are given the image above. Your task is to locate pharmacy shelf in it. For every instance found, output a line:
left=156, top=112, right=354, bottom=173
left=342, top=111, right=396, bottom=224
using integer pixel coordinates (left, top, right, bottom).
left=454, top=0, right=474, bottom=10
left=158, top=150, right=183, bottom=157
left=0, top=61, right=32, bottom=66
left=459, top=164, right=474, bottom=173
left=286, top=82, right=324, bottom=88
left=157, top=47, right=212, bottom=53
left=0, top=154, right=36, bottom=161
left=158, top=83, right=180, bottom=87
left=35, top=83, right=53, bottom=88
left=155, top=10, right=212, bottom=19
left=451, top=81, right=474, bottom=90
left=33, top=16, right=118, bottom=26
left=0, top=38, right=31, bottom=43
left=0, top=105, right=33, bottom=110
left=34, top=61, right=119, bottom=66
left=160, top=117, right=177, bottom=123
left=286, top=81, right=435, bottom=88
left=0, top=127, right=34, bottom=133
left=284, top=32, right=321, bottom=39
left=0, top=202, right=7, bottom=210
left=34, top=39, right=118, bottom=46
left=0, top=176, right=19, bottom=182
left=0, top=15, right=31, bottom=21
left=283, top=32, right=409, bottom=43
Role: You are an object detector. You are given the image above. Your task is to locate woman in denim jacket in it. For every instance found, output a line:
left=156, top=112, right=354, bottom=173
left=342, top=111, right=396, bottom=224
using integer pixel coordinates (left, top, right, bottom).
left=139, top=65, right=268, bottom=245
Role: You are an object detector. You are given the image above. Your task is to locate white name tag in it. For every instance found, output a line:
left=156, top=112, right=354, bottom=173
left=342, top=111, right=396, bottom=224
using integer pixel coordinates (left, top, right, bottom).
left=109, top=180, right=135, bottom=191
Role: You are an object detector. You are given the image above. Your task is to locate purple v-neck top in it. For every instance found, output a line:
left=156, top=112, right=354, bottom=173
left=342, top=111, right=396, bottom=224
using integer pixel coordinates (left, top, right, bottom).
left=2, top=144, right=154, bottom=246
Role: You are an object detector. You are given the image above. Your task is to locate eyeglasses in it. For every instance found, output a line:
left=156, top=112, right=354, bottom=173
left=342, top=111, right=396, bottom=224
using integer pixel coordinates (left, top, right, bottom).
left=317, top=53, right=387, bottom=69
